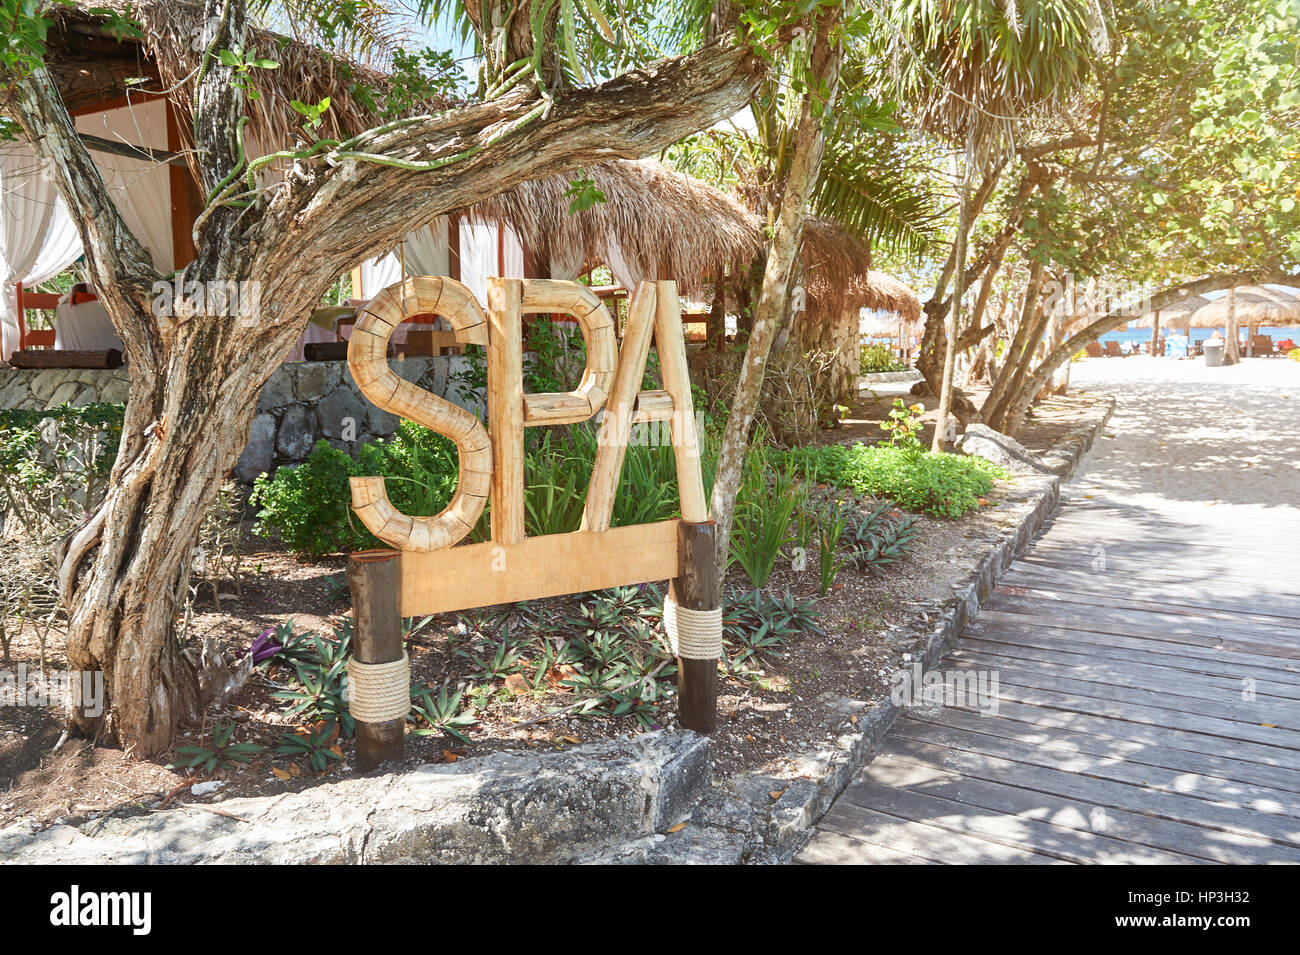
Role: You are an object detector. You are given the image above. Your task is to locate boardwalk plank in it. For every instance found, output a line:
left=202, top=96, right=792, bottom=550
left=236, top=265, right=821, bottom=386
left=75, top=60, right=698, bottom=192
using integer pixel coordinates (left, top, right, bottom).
left=890, top=715, right=1300, bottom=817
left=855, top=753, right=1297, bottom=863
left=906, top=702, right=1300, bottom=796
left=879, top=736, right=1300, bottom=848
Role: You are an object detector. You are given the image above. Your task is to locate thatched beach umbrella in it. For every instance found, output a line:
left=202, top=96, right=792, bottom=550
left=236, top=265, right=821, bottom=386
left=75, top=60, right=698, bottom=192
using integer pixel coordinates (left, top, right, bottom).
left=1189, top=286, right=1300, bottom=327
left=1133, top=294, right=1212, bottom=329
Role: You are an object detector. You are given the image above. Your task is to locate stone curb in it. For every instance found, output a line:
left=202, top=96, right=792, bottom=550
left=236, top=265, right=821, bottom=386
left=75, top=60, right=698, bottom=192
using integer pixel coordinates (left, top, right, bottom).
left=729, top=395, right=1116, bottom=862
left=0, top=730, right=709, bottom=865
left=858, top=370, right=922, bottom=385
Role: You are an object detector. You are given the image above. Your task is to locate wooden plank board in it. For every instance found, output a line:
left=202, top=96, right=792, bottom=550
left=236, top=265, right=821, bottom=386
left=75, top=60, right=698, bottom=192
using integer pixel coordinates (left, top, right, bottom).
left=839, top=775, right=1202, bottom=864
left=946, top=648, right=1300, bottom=722
left=994, top=581, right=1300, bottom=632
left=400, top=520, right=680, bottom=616
left=890, top=715, right=1300, bottom=818
left=906, top=705, right=1300, bottom=797
left=855, top=751, right=1298, bottom=864
left=1003, top=565, right=1300, bottom=620
left=967, top=613, right=1300, bottom=679
left=1016, top=552, right=1300, bottom=597
left=814, top=800, right=1069, bottom=865
left=794, top=829, right=936, bottom=865
left=879, top=736, right=1300, bottom=848
left=981, top=598, right=1300, bottom=660
left=949, top=678, right=1300, bottom=766
left=955, top=636, right=1300, bottom=699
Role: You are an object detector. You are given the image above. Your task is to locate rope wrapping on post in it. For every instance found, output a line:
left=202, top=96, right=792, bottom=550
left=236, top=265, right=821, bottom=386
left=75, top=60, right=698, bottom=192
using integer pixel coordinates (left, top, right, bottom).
left=347, top=652, right=411, bottom=723
left=664, top=594, right=723, bottom=660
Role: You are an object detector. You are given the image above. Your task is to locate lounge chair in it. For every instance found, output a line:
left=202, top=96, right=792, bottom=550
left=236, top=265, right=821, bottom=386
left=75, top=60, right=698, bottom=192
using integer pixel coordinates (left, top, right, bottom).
left=1103, top=340, right=1125, bottom=357
left=1085, top=341, right=1103, bottom=358
left=1250, top=335, right=1276, bottom=356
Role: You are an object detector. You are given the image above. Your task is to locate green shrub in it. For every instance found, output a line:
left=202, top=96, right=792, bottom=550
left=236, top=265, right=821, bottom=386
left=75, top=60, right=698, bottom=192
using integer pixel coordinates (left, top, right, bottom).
left=252, top=417, right=718, bottom=557
left=250, top=421, right=463, bottom=556
left=784, top=443, right=1003, bottom=518
left=0, top=402, right=124, bottom=527
left=860, top=342, right=906, bottom=374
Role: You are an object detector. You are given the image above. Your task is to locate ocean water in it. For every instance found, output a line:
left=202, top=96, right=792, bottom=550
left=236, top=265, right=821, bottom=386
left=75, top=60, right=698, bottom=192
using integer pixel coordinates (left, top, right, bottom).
left=1101, top=325, right=1296, bottom=345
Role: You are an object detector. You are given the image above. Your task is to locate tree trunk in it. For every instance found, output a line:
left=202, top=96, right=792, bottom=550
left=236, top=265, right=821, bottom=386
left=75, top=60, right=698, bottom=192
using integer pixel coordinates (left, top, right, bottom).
left=61, top=324, right=300, bottom=749
left=709, top=12, right=841, bottom=586
left=982, top=259, right=1044, bottom=429
left=933, top=163, right=971, bottom=452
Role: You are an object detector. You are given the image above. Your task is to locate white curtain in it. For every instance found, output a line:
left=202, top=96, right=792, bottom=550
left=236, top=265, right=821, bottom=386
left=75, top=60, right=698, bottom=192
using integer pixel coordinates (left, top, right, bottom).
left=549, top=243, right=585, bottom=281
left=400, top=216, right=450, bottom=277
left=359, top=253, right=401, bottom=298
left=74, top=100, right=174, bottom=273
left=458, top=216, right=524, bottom=306
left=0, top=142, right=85, bottom=362
left=602, top=232, right=653, bottom=293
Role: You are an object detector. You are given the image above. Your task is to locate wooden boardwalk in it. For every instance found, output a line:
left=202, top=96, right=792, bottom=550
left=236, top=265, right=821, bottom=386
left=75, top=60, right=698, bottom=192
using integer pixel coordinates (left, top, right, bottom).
left=798, top=496, right=1300, bottom=865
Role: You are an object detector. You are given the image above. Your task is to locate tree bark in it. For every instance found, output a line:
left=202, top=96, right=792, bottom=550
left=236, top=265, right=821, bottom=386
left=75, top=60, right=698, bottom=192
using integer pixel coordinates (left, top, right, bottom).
left=708, top=11, right=842, bottom=586
left=7, top=0, right=764, bottom=755
left=933, top=158, right=971, bottom=451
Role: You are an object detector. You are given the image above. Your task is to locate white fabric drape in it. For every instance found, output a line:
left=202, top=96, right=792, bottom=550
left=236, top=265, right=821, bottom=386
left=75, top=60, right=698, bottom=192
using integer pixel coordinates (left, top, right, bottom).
left=74, top=101, right=174, bottom=273
left=400, top=217, right=450, bottom=277
left=602, top=232, right=653, bottom=293
left=549, top=244, right=585, bottom=281
left=0, top=142, right=85, bottom=361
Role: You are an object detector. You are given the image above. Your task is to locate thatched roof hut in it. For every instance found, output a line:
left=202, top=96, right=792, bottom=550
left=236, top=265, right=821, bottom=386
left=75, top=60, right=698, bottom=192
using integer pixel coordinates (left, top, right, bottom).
left=46, top=1, right=407, bottom=156
left=471, top=161, right=766, bottom=293
left=33, top=2, right=907, bottom=317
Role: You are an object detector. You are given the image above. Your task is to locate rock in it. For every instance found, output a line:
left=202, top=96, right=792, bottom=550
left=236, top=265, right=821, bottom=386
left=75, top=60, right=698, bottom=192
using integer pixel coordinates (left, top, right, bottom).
left=294, top=362, right=334, bottom=401
left=364, top=399, right=400, bottom=438
left=956, top=423, right=1050, bottom=473
left=44, top=381, right=80, bottom=408
left=190, top=781, right=224, bottom=797
left=257, top=368, right=295, bottom=410
left=276, top=405, right=317, bottom=461
left=0, top=731, right=711, bottom=865
left=235, top=413, right=277, bottom=483
left=317, top=386, right=367, bottom=440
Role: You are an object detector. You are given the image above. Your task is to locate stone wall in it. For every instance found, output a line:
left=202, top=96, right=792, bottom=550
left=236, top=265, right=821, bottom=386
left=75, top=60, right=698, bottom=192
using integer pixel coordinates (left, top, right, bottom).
left=0, top=356, right=477, bottom=484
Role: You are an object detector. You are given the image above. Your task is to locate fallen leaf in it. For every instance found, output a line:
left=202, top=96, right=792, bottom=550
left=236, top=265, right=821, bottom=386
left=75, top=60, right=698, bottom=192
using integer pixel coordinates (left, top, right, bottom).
left=503, top=673, right=529, bottom=696
left=287, top=763, right=302, bottom=778
left=666, top=821, right=688, bottom=833
left=442, top=750, right=459, bottom=763
left=769, top=789, right=786, bottom=801
left=561, top=735, right=581, bottom=745
left=271, top=767, right=291, bottom=781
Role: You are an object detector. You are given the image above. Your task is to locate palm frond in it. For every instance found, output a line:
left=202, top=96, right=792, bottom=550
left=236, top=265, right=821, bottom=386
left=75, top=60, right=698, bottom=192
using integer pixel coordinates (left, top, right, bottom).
left=813, top=145, right=943, bottom=259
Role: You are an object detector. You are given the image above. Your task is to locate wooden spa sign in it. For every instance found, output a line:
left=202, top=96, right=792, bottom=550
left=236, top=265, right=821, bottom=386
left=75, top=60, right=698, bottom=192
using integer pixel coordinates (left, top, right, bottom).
left=346, top=276, right=709, bottom=617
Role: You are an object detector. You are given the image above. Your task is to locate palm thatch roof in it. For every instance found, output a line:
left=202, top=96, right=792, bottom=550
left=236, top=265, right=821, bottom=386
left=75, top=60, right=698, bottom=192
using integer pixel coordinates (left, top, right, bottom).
left=1190, top=287, right=1300, bottom=328
left=46, top=1, right=413, bottom=154
left=1130, top=294, right=1212, bottom=329
left=470, top=161, right=766, bottom=292
left=41, top=2, right=901, bottom=314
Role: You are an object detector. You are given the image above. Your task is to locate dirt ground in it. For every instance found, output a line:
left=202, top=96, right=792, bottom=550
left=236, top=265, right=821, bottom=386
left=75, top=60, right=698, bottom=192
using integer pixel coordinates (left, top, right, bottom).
left=0, top=383, right=1105, bottom=830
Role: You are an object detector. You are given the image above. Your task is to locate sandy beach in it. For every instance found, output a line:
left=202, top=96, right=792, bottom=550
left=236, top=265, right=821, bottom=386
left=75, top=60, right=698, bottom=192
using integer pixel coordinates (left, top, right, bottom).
left=1064, top=355, right=1300, bottom=583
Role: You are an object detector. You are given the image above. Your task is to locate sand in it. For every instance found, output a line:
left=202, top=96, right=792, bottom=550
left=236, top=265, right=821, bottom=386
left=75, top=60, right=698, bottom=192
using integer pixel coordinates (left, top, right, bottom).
left=1061, top=355, right=1300, bottom=584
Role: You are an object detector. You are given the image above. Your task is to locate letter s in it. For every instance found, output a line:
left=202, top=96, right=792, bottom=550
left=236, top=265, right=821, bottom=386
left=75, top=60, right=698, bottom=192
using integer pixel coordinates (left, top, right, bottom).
left=348, top=277, right=491, bottom=551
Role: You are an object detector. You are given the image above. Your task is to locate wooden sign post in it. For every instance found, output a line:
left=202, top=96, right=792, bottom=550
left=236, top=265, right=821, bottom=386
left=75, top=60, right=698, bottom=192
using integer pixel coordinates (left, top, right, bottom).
left=344, top=277, right=722, bottom=760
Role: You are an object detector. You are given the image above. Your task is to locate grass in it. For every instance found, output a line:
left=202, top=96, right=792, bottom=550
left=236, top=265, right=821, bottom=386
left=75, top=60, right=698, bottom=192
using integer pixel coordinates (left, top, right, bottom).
left=783, top=442, right=1004, bottom=518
